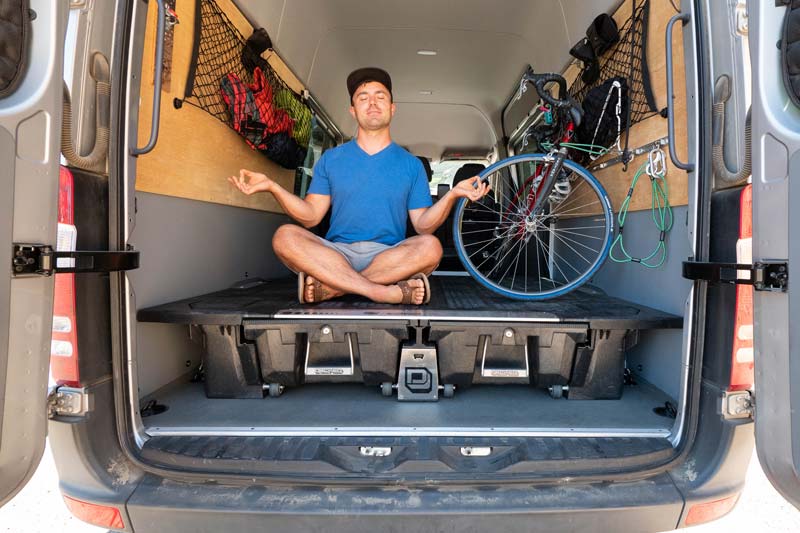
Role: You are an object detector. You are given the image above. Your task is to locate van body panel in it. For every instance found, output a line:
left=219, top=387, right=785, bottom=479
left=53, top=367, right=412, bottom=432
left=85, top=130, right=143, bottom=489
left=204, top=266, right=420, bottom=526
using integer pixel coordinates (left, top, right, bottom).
left=0, top=0, right=68, bottom=507
left=750, top=0, right=800, bottom=509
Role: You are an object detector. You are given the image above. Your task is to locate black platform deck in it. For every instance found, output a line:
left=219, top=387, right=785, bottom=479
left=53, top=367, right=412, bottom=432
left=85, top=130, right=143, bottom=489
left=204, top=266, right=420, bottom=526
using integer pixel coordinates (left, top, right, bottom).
left=137, top=275, right=682, bottom=330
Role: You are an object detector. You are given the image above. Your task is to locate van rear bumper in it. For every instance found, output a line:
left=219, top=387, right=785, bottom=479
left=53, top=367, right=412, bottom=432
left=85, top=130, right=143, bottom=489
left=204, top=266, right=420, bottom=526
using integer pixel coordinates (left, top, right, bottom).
left=125, top=473, right=684, bottom=533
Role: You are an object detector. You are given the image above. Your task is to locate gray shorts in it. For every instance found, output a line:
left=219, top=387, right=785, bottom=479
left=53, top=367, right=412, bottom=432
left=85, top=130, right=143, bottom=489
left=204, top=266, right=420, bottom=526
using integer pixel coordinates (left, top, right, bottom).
left=318, top=237, right=401, bottom=272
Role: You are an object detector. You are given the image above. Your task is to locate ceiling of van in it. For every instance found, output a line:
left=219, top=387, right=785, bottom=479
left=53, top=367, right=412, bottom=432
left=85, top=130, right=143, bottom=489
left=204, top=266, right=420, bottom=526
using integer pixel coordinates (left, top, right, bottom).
left=236, top=0, right=620, bottom=160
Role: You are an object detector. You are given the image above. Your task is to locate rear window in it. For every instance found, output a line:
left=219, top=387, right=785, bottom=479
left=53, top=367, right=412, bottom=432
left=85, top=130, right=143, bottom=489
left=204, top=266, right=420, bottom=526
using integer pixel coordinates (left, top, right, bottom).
left=429, top=160, right=487, bottom=194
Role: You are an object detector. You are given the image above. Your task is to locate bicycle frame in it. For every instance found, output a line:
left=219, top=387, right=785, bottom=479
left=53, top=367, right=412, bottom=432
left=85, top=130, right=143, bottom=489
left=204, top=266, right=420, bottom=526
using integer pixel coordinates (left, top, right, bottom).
left=505, top=120, right=575, bottom=229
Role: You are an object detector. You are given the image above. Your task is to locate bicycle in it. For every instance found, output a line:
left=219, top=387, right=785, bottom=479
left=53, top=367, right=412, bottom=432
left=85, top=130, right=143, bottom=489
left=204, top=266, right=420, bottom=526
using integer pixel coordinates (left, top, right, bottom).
left=452, top=69, right=615, bottom=300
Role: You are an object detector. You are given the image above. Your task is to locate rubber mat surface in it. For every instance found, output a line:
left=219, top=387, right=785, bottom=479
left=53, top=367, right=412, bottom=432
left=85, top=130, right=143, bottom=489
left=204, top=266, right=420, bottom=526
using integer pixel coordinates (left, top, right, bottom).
left=138, top=275, right=682, bottom=329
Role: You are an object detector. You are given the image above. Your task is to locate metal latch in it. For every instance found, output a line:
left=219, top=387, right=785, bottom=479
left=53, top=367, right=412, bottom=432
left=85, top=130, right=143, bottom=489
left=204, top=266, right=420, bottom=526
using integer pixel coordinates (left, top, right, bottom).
left=48, top=386, right=93, bottom=418
left=12, top=244, right=140, bottom=276
left=460, top=446, right=492, bottom=457
left=721, top=390, right=753, bottom=420
left=682, top=261, right=788, bottom=291
left=359, top=446, right=392, bottom=457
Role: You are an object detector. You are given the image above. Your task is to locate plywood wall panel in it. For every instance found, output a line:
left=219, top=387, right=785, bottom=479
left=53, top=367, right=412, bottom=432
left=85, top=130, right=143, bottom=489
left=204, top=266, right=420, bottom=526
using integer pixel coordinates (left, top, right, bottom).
left=561, top=0, right=689, bottom=214
left=135, top=0, right=304, bottom=213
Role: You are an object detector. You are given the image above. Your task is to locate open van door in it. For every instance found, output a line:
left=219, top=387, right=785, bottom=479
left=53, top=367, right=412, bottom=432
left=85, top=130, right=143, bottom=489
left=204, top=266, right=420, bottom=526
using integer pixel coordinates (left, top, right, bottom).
left=0, top=0, right=68, bottom=506
left=750, top=0, right=800, bottom=509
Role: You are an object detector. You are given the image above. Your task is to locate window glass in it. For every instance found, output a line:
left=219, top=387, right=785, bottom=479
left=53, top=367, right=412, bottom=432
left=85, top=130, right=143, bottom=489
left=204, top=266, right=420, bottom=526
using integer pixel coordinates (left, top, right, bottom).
left=296, top=117, right=337, bottom=197
left=429, top=160, right=487, bottom=194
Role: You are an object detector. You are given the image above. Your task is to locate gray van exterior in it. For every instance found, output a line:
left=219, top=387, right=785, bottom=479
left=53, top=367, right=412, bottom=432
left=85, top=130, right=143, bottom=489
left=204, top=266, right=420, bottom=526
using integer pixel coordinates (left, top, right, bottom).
left=1, top=0, right=799, bottom=531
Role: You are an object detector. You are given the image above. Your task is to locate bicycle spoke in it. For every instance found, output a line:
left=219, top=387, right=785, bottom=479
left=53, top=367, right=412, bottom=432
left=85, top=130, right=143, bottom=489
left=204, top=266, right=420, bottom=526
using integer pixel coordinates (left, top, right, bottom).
left=460, top=219, right=518, bottom=225
left=536, top=225, right=606, bottom=241
left=469, top=223, right=520, bottom=277
left=524, top=230, right=529, bottom=293
left=549, top=230, right=596, bottom=266
left=465, top=200, right=525, bottom=220
left=484, top=232, right=525, bottom=280
left=551, top=198, right=602, bottom=217
left=544, top=229, right=603, bottom=254
left=460, top=224, right=515, bottom=236
left=550, top=176, right=590, bottom=212
left=487, top=171, right=543, bottom=219
left=499, top=234, right=527, bottom=288
left=541, top=223, right=607, bottom=231
left=534, top=228, right=544, bottom=293
left=531, top=227, right=573, bottom=283
left=464, top=232, right=513, bottom=250
left=463, top=221, right=519, bottom=249
left=531, top=221, right=586, bottom=277
left=467, top=225, right=519, bottom=266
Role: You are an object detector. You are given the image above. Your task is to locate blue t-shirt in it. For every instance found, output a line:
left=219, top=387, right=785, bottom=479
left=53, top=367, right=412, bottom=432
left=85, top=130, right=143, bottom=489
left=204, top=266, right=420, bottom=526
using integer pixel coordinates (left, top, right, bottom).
left=307, top=140, right=433, bottom=245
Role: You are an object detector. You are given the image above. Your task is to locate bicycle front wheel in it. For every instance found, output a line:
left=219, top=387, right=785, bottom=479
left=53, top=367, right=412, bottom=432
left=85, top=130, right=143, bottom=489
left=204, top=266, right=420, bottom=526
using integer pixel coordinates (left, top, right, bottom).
left=453, top=153, right=614, bottom=300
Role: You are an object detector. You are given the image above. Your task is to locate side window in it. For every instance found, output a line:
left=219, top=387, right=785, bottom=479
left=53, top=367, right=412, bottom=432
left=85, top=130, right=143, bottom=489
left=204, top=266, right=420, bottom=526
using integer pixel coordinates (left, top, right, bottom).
left=296, top=117, right=337, bottom=197
left=510, top=136, right=539, bottom=183
left=511, top=135, right=528, bottom=156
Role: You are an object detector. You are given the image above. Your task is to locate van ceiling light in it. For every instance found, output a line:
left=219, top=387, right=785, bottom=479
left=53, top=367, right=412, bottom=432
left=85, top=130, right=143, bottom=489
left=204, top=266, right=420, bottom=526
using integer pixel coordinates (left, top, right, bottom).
left=419, top=90, right=433, bottom=95
left=417, top=49, right=437, bottom=56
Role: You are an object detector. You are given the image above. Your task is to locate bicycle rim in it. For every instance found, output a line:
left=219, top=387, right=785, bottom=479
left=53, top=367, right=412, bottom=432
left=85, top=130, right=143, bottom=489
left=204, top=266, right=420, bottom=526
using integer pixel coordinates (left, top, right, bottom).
left=453, top=154, right=614, bottom=300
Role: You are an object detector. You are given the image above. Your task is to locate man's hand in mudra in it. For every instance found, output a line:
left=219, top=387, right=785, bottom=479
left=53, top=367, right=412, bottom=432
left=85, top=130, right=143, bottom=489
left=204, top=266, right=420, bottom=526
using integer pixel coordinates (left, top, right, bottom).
left=228, top=169, right=274, bottom=196
left=451, top=175, right=492, bottom=202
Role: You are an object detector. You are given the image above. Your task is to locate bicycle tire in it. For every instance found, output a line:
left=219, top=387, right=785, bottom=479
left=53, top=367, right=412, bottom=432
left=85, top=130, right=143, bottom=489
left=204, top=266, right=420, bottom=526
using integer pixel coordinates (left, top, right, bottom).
left=453, top=153, right=614, bottom=300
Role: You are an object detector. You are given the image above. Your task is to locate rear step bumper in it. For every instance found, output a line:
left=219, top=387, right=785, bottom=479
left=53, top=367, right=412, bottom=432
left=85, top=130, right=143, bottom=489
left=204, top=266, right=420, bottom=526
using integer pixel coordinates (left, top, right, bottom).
left=125, top=469, right=684, bottom=532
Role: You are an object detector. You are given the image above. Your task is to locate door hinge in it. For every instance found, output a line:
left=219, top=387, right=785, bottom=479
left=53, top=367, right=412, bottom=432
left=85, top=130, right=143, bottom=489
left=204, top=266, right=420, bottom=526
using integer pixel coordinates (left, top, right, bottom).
left=721, top=390, right=753, bottom=420
left=47, top=386, right=93, bottom=418
left=682, top=261, right=788, bottom=291
left=12, top=244, right=140, bottom=276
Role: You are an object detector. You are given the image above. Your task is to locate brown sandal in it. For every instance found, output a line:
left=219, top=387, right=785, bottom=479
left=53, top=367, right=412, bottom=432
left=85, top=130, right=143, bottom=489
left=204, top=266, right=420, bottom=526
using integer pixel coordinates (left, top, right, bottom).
left=297, top=272, right=329, bottom=304
left=396, top=272, right=431, bottom=305
left=297, top=272, right=308, bottom=303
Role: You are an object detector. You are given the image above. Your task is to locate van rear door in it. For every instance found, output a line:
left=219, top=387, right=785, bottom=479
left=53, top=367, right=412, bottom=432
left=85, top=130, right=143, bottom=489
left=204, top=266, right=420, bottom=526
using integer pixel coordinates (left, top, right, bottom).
left=750, top=0, right=800, bottom=509
left=0, top=0, right=68, bottom=506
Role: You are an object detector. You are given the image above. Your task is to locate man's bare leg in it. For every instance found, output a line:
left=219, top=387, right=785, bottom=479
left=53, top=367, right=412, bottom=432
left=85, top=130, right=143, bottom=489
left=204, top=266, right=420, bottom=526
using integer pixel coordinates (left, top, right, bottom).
left=272, top=225, right=429, bottom=304
left=302, top=234, right=443, bottom=302
left=361, top=234, right=443, bottom=282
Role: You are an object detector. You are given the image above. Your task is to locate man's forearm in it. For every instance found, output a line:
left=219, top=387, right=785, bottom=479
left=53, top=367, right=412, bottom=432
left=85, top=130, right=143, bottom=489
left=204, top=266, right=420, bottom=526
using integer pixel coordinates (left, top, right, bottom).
left=269, top=183, right=318, bottom=227
left=414, top=192, right=459, bottom=234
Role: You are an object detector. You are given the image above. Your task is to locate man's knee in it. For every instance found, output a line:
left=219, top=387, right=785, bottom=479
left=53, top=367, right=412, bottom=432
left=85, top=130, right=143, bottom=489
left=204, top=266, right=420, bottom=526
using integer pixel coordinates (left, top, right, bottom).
left=417, top=234, right=443, bottom=264
left=272, top=224, right=306, bottom=255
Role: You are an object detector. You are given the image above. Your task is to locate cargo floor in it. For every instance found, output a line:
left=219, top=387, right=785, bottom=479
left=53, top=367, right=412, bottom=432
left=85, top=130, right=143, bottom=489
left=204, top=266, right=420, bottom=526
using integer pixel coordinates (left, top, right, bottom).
left=138, top=275, right=682, bottom=330
left=143, top=380, right=676, bottom=438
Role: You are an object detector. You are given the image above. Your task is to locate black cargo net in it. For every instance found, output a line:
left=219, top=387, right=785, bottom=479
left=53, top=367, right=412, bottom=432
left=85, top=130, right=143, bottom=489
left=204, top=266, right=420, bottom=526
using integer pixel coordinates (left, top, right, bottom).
left=569, top=0, right=658, bottom=137
left=180, top=0, right=312, bottom=162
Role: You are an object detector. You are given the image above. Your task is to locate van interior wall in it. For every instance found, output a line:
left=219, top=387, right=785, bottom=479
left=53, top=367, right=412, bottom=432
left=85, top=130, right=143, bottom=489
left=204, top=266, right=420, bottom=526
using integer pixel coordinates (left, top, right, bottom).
left=129, top=192, right=291, bottom=396
left=591, top=206, right=692, bottom=399
left=546, top=205, right=690, bottom=401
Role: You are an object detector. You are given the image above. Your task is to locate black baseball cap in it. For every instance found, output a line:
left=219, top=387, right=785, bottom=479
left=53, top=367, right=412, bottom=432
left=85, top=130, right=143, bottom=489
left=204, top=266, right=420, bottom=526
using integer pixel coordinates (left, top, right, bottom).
left=347, top=67, right=392, bottom=101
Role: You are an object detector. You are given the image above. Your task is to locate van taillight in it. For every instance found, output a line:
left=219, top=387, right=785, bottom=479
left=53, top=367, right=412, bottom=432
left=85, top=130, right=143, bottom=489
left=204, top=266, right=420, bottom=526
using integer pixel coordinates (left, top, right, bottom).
left=50, top=166, right=80, bottom=387
left=684, top=493, right=740, bottom=526
left=730, top=184, right=753, bottom=391
left=62, top=496, right=125, bottom=529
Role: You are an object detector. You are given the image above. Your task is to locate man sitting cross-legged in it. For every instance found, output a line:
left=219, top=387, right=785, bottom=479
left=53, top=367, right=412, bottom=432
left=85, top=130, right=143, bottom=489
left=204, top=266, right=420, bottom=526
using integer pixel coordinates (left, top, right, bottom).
left=229, top=67, right=491, bottom=305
